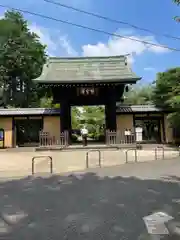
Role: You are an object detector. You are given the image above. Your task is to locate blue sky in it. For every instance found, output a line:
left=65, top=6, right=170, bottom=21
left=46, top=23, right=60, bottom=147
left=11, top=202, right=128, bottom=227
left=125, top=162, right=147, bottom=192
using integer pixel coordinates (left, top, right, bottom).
left=0, top=0, right=180, bottom=84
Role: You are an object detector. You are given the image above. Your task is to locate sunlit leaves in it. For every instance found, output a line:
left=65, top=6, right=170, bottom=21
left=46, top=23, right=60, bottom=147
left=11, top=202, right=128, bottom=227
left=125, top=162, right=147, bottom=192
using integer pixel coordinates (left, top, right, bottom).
left=153, top=68, right=180, bottom=126
left=0, top=10, right=47, bottom=107
left=124, top=85, right=154, bottom=105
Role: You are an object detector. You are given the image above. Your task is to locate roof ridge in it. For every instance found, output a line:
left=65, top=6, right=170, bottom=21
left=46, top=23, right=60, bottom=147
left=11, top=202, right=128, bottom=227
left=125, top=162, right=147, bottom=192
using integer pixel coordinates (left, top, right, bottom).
left=131, top=104, right=156, bottom=107
left=0, top=108, right=60, bottom=111
left=49, top=55, right=128, bottom=61
left=118, top=104, right=155, bottom=107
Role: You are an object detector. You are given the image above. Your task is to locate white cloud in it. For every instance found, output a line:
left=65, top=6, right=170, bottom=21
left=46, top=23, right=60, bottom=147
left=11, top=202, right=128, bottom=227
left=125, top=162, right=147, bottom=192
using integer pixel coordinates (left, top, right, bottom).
left=30, top=24, right=57, bottom=56
left=144, top=67, right=155, bottom=71
left=59, top=35, right=78, bottom=56
left=30, top=24, right=78, bottom=57
left=141, top=35, right=170, bottom=53
left=29, top=25, right=170, bottom=62
left=82, top=31, right=170, bottom=62
left=150, top=45, right=169, bottom=53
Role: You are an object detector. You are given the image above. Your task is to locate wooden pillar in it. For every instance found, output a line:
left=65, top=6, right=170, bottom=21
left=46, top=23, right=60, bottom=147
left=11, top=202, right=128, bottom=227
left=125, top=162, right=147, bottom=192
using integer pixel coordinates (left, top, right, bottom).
left=105, top=88, right=116, bottom=131
left=161, top=116, right=166, bottom=143
left=60, top=100, right=71, bottom=133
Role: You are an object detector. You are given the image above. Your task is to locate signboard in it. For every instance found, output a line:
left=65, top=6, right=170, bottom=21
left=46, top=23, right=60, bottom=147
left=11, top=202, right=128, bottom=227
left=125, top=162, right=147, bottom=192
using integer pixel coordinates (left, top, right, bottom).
left=135, top=127, right=143, bottom=142
left=0, top=129, right=4, bottom=148
left=77, top=87, right=99, bottom=96
left=80, top=87, right=95, bottom=95
left=143, top=212, right=173, bottom=235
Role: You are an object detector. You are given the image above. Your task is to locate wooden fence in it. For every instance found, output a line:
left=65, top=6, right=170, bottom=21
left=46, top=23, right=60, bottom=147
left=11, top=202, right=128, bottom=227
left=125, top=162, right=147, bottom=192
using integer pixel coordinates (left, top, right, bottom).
left=39, top=129, right=138, bottom=147
left=106, top=130, right=136, bottom=145
left=39, top=130, right=69, bottom=147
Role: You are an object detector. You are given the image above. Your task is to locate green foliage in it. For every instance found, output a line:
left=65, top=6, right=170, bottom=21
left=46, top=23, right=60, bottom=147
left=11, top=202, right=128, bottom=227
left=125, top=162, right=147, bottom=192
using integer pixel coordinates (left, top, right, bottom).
left=71, top=107, right=81, bottom=129
left=153, top=68, right=180, bottom=108
left=174, top=0, right=180, bottom=4
left=71, top=134, right=78, bottom=142
left=70, top=106, right=105, bottom=140
left=153, top=67, right=180, bottom=126
left=173, top=0, right=180, bottom=21
left=0, top=10, right=47, bottom=107
left=81, top=106, right=105, bottom=138
left=39, top=95, right=61, bottom=109
left=168, top=112, right=180, bottom=126
left=124, top=85, right=154, bottom=105
left=40, top=96, right=53, bottom=108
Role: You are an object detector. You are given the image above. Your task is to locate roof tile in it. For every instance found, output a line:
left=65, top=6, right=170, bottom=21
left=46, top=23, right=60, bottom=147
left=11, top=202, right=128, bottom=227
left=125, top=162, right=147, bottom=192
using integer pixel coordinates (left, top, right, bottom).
left=0, top=108, right=60, bottom=116
left=116, top=105, right=162, bottom=113
left=34, top=56, right=141, bottom=83
left=0, top=105, right=164, bottom=116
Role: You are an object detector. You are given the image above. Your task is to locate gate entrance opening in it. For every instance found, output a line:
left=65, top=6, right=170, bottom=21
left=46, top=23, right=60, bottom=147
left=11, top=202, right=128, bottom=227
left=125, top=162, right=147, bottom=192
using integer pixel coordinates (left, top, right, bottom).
left=71, top=105, right=105, bottom=144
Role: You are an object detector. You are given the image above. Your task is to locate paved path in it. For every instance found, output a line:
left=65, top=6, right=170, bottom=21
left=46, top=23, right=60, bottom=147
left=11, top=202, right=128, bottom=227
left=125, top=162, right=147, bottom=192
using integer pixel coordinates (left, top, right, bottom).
left=0, top=151, right=180, bottom=239
left=0, top=149, right=179, bottom=179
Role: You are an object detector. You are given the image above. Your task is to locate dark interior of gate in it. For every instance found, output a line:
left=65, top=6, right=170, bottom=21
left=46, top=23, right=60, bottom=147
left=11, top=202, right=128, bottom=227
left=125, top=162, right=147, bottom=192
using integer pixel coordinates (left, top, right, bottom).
left=34, top=55, right=141, bottom=145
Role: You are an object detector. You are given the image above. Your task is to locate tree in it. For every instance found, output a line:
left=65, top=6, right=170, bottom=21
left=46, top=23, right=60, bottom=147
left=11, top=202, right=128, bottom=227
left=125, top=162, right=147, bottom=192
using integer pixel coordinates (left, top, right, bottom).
left=71, top=107, right=81, bottom=129
left=123, top=85, right=154, bottom=105
left=153, top=67, right=180, bottom=125
left=0, top=10, right=47, bottom=107
left=173, top=0, right=180, bottom=21
left=80, top=106, right=105, bottom=139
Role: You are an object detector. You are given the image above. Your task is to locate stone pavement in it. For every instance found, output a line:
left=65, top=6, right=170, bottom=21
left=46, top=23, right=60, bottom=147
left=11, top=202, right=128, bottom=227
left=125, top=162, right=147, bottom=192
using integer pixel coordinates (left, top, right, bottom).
left=0, top=149, right=179, bottom=179
left=0, top=157, right=180, bottom=239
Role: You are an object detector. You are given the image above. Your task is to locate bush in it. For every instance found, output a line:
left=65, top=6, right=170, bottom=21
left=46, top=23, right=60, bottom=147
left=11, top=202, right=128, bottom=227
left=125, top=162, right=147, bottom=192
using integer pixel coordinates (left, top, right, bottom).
left=71, top=134, right=78, bottom=142
left=98, top=134, right=105, bottom=142
left=92, top=133, right=105, bottom=142
left=88, top=133, right=95, bottom=139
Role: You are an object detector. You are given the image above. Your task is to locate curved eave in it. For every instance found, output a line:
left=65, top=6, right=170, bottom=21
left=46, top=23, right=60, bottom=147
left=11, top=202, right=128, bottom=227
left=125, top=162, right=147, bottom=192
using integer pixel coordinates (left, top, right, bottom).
left=33, top=77, right=141, bottom=85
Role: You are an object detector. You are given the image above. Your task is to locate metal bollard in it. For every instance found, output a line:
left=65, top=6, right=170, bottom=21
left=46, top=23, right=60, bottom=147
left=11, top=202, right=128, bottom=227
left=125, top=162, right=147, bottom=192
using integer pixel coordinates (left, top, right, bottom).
left=155, top=147, right=164, bottom=160
left=32, top=156, right=53, bottom=175
left=125, top=148, right=137, bottom=163
left=86, top=150, right=101, bottom=168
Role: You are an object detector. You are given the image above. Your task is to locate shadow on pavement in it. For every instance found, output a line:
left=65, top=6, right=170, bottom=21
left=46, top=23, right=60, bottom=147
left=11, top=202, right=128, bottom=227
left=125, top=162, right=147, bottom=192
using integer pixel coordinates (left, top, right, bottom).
left=0, top=172, right=180, bottom=239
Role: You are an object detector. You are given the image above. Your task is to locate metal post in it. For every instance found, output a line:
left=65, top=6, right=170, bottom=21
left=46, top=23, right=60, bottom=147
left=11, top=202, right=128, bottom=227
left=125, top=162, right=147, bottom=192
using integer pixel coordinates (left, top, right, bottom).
left=155, top=147, right=164, bottom=160
left=86, top=152, right=89, bottom=168
left=135, top=149, right=137, bottom=162
left=98, top=151, right=101, bottom=167
left=125, top=151, right=128, bottom=163
left=125, top=149, right=138, bottom=163
left=155, top=148, right=157, bottom=160
left=50, top=156, right=53, bottom=174
left=162, top=147, right=165, bottom=159
left=31, top=156, right=53, bottom=175
left=86, top=150, right=101, bottom=169
left=32, top=158, right=34, bottom=175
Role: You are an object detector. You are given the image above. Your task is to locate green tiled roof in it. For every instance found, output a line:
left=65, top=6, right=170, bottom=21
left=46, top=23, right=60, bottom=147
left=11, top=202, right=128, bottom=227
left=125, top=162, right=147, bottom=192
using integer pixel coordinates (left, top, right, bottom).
left=0, top=108, right=60, bottom=116
left=0, top=105, right=170, bottom=115
left=34, top=56, right=141, bottom=84
left=116, top=104, right=170, bottom=113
